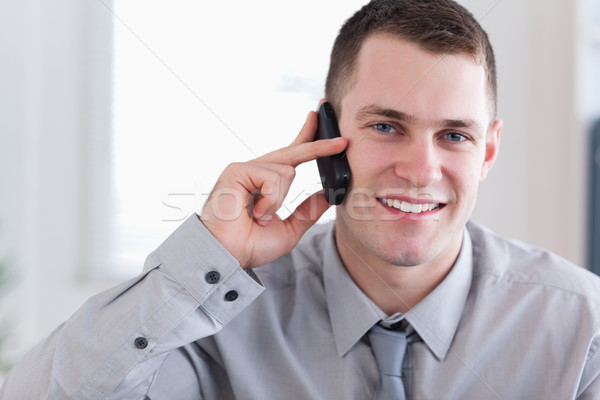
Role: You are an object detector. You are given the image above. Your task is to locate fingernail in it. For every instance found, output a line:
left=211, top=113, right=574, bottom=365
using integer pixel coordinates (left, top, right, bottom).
left=256, top=214, right=273, bottom=226
left=258, top=219, right=271, bottom=227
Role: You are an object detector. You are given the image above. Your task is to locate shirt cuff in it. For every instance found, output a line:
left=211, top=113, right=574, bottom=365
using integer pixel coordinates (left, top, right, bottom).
left=154, top=214, right=264, bottom=327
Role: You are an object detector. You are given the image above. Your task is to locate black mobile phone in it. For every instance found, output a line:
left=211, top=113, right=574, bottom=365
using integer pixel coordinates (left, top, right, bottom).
left=315, top=102, right=351, bottom=205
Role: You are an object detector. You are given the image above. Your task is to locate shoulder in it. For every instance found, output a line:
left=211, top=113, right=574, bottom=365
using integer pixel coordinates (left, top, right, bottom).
left=254, top=221, right=333, bottom=288
left=467, top=220, right=600, bottom=304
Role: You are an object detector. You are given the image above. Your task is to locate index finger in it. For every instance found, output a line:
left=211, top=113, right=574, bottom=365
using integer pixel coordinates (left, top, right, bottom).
left=289, top=110, right=318, bottom=147
left=256, top=136, right=347, bottom=167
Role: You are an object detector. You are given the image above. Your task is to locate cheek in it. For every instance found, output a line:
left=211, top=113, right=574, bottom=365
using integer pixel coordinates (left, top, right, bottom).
left=445, top=155, right=485, bottom=199
left=346, top=135, right=400, bottom=172
left=345, top=138, right=391, bottom=181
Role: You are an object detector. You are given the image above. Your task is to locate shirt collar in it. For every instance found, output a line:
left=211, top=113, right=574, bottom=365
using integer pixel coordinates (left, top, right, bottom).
left=323, top=223, right=383, bottom=357
left=404, top=226, right=473, bottom=360
left=323, top=223, right=473, bottom=360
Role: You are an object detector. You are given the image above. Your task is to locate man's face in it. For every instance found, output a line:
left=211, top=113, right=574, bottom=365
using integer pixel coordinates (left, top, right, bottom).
left=334, top=34, right=501, bottom=269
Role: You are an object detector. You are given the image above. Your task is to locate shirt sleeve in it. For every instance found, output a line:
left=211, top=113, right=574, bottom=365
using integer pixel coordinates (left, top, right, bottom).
left=577, top=335, right=600, bottom=399
left=0, top=215, right=264, bottom=400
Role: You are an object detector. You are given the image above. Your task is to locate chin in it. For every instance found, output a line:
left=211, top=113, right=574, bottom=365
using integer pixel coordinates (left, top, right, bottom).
left=371, top=241, right=432, bottom=267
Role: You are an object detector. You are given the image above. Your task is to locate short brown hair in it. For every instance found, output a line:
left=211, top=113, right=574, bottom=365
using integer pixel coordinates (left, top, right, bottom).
left=325, top=0, right=497, bottom=119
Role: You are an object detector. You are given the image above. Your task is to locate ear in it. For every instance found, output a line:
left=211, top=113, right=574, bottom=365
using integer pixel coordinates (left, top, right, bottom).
left=479, top=119, right=502, bottom=181
left=317, top=98, right=327, bottom=110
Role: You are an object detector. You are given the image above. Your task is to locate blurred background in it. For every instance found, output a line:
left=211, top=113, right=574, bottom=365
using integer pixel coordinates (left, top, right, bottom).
left=1, top=0, right=600, bottom=373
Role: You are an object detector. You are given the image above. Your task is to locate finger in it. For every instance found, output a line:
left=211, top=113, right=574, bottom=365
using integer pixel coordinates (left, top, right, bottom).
left=290, top=111, right=318, bottom=147
left=257, top=136, right=347, bottom=168
left=251, top=166, right=295, bottom=221
left=203, top=162, right=291, bottom=222
left=283, top=190, right=332, bottom=240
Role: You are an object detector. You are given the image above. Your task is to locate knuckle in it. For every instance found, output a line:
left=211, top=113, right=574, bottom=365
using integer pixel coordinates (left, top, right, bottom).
left=282, top=165, right=296, bottom=179
left=265, top=168, right=280, bottom=181
left=223, top=162, right=242, bottom=173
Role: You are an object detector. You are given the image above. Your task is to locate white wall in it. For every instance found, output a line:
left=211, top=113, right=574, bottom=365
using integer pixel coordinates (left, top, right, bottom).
left=468, top=0, right=588, bottom=265
left=0, top=0, right=595, bottom=368
left=0, top=0, right=118, bottom=366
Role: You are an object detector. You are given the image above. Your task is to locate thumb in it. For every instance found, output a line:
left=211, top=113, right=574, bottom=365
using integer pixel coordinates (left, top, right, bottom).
left=284, top=191, right=332, bottom=241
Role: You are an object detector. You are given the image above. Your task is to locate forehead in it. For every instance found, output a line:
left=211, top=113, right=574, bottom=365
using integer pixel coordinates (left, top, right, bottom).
left=341, top=34, right=490, bottom=128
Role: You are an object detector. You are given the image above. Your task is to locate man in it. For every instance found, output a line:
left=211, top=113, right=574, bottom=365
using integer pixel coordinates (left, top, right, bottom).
left=2, top=0, right=600, bottom=399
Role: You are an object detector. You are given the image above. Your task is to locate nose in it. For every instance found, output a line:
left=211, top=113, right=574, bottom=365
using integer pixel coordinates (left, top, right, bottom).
left=393, top=138, right=443, bottom=188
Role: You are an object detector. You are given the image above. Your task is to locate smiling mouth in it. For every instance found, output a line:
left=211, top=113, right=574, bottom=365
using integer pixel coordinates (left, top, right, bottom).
left=378, top=198, right=444, bottom=214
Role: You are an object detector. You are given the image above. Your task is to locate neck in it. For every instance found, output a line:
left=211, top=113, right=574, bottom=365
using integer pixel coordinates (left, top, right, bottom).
left=335, top=226, right=462, bottom=316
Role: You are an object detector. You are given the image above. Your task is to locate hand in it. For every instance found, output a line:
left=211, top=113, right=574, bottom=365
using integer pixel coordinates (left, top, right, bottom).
left=200, top=111, right=348, bottom=269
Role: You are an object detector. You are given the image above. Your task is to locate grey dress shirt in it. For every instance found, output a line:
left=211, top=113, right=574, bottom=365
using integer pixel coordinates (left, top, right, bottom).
left=2, top=216, right=600, bottom=399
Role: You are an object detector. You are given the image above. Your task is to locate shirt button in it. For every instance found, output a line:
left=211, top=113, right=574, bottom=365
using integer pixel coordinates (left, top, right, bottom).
left=134, top=337, right=148, bottom=349
left=225, top=290, right=239, bottom=302
left=205, top=271, right=221, bottom=284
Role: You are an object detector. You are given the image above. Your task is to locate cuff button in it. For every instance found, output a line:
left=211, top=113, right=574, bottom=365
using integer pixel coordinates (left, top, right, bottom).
left=225, top=290, right=239, bottom=302
left=134, top=337, right=148, bottom=349
left=205, top=271, right=221, bottom=284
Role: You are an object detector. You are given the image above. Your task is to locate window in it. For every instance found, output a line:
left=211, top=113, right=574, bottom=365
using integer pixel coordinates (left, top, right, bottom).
left=102, top=1, right=367, bottom=278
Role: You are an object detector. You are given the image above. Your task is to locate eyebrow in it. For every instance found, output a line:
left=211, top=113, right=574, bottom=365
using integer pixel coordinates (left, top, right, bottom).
left=355, top=104, right=485, bottom=133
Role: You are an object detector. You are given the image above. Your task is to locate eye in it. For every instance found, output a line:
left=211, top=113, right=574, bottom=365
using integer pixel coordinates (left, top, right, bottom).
left=373, top=123, right=398, bottom=135
left=444, top=131, right=468, bottom=143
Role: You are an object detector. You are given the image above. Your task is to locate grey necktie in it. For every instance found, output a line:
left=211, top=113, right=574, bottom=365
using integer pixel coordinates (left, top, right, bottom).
left=369, top=324, right=408, bottom=400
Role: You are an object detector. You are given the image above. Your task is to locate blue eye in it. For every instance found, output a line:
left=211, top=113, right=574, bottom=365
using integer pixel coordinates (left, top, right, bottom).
left=374, top=123, right=397, bottom=134
left=445, top=132, right=466, bottom=142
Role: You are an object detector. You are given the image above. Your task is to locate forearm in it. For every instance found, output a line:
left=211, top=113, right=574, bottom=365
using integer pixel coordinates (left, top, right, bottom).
left=0, top=215, right=263, bottom=400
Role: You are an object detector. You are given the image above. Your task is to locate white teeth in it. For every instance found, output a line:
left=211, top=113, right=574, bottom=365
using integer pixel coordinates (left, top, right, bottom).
left=411, top=203, right=422, bottom=213
left=380, top=198, right=440, bottom=214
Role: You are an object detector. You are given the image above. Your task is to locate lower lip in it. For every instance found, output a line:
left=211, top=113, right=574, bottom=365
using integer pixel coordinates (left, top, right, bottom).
left=377, top=200, right=443, bottom=221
